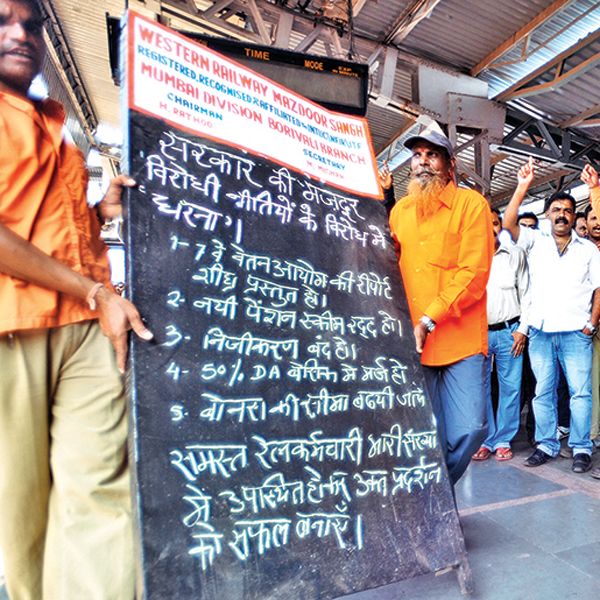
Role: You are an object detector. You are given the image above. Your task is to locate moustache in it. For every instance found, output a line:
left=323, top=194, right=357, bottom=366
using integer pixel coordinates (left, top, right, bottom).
left=2, top=42, right=37, bottom=57
left=414, top=167, right=437, bottom=177
left=556, top=217, right=569, bottom=224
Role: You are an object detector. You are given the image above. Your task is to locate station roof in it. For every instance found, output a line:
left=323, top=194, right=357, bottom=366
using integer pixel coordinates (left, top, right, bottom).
left=41, top=0, right=600, bottom=206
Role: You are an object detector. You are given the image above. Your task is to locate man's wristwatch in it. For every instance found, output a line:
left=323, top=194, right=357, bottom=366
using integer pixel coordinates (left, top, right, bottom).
left=585, top=321, right=597, bottom=335
left=420, top=315, right=436, bottom=333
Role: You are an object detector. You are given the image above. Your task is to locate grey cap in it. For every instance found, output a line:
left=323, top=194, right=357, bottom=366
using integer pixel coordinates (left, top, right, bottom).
left=404, top=128, right=454, bottom=158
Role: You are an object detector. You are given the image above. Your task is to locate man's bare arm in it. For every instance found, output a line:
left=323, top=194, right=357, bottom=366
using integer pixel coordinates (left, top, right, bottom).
left=503, top=156, right=535, bottom=243
left=0, top=177, right=152, bottom=373
left=585, top=288, right=600, bottom=335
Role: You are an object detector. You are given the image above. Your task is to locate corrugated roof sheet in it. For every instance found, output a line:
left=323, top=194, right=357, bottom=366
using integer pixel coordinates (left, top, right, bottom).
left=392, top=0, right=559, bottom=71
left=478, top=0, right=600, bottom=98
left=44, top=0, right=600, bottom=205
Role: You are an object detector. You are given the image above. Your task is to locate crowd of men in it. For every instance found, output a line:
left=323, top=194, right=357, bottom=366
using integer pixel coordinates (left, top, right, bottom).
left=2, top=0, right=600, bottom=596
left=381, top=135, right=600, bottom=483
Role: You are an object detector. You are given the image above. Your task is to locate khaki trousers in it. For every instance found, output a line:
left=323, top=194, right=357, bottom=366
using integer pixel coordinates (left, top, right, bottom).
left=0, top=321, right=134, bottom=600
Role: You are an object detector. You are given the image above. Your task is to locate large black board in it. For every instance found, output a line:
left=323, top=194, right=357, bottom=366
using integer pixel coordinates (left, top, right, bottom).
left=123, top=110, right=471, bottom=600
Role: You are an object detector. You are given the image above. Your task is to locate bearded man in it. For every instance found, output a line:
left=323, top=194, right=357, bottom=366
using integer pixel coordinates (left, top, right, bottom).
left=379, top=129, right=494, bottom=484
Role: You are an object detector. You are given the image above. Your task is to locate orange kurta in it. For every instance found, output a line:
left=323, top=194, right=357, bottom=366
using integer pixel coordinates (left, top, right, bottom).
left=389, top=181, right=494, bottom=366
left=0, top=92, right=112, bottom=335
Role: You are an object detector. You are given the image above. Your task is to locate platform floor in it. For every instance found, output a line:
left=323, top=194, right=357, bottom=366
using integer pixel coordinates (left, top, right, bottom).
left=348, top=432, right=600, bottom=600
left=1, top=434, right=599, bottom=600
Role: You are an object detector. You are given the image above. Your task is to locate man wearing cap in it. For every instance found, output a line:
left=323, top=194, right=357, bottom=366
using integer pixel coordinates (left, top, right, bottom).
left=379, top=128, right=494, bottom=484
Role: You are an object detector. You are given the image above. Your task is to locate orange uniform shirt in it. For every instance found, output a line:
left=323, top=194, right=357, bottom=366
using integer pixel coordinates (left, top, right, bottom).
left=0, top=92, right=112, bottom=335
left=389, top=181, right=494, bottom=366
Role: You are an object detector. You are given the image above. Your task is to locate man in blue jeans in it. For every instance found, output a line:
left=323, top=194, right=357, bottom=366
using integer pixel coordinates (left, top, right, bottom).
left=472, top=208, right=529, bottom=462
left=503, top=158, right=600, bottom=473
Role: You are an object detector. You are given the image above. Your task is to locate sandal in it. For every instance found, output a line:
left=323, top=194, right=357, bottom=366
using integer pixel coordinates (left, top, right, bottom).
left=495, top=447, right=513, bottom=461
left=472, top=447, right=491, bottom=460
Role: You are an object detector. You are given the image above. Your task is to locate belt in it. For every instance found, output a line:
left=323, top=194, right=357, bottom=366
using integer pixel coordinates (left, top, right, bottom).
left=488, top=316, right=520, bottom=331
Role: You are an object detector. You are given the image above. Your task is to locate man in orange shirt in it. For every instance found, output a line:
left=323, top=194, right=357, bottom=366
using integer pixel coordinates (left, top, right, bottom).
left=380, top=128, right=494, bottom=484
left=0, top=1, right=151, bottom=598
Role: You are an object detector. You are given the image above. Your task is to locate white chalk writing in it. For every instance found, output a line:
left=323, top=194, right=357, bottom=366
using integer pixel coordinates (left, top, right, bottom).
left=189, top=522, right=224, bottom=571
left=193, top=294, right=238, bottom=320
left=231, top=243, right=272, bottom=274
left=152, top=193, right=223, bottom=231
left=269, top=388, right=350, bottom=421
left=391, top=457, right=443, bottom=494
left=203, top=326, right=298, bottom=360
left=244, top=297, right=297, bottom=329
left=287, top=359, right=338, bottom=383
left=299, top=310, right=345, bottom=335
left=226, top=189, right=295, bottom=226
left=229, top=519, right=292, bottom=560
left=245, top=274, right=299, bottom=307
left=171, top=444, right=248, bottom=480
left=200, top=393, right=266, bottom=423
left=367, top=424, right=438, bottom=459
left=192, top=262, right=237, bottom=292
left=253, top=428, right=363, bottom=469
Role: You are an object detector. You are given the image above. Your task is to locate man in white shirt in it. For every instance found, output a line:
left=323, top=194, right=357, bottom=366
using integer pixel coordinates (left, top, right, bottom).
left=472, top=208, right=529, bottom=461
left=504, top=158, right=600, bottom=473
left=579, top=163, right=600, bottom=478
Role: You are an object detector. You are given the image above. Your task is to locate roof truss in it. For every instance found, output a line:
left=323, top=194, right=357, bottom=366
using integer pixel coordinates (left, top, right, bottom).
left=471, top=0, right=585, bottom=76
left=496, top=27, right=600, bottom=101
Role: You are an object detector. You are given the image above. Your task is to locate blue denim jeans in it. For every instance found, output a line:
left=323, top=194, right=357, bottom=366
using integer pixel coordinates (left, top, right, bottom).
left=423, top=354, right=487, bottom=485
left=528, top=328, right=593, bottom=456
left=483, top=323, right=523, bottom=451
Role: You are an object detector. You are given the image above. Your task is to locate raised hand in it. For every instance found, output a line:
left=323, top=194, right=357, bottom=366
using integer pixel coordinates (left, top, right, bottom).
left=581, top=164, right=599, bottom=189
left=517, top=156, right=535, bottom=187
left=378, top=161, right=393, bottom=190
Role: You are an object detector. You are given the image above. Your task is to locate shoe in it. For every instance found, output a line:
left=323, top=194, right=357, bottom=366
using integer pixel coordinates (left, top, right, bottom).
left=590, top=466, right=600, bottom=480
left=557, top=425, right=570, bottom=440
left=472, top=447, right=491, bottom=460
left=495, top=447, right=513, bottom=461
left=524, top=449, right=553, bottom=467
left=572, top=453, right=592, bottom=473
left=559, top=444, right=573, bottom=459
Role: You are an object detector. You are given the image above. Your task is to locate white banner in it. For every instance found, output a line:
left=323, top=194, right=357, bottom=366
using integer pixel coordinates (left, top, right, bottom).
left=128, top=12, right=382, bottom=199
